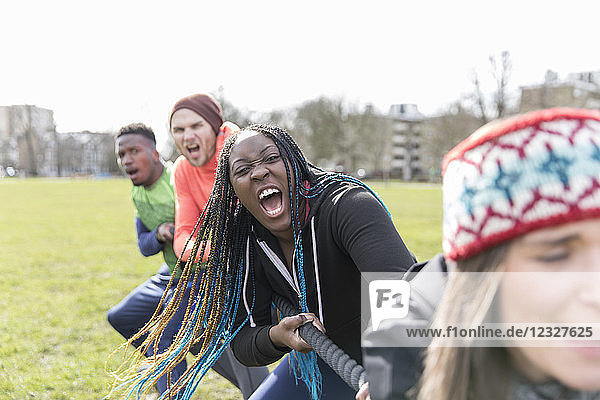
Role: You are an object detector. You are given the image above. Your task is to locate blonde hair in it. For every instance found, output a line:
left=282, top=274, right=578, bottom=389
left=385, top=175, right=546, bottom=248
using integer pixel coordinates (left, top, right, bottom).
left=417, top=243, right=511, bottom=400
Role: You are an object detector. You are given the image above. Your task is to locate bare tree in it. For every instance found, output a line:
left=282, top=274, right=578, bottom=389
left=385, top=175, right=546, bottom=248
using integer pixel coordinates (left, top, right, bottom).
left=490, top=51, right=512, bottom=118
left=344, top=104, right=391, bottom=174
left=471, top=71, right=489, bottom=124
left=470, top=51, right=513, bottom=124
left=421, top=102, right=483, bottom=180
left=294, top=96, right=347, bottom=168
left=24, top=106, right=38, bottom=176
left=213, top=86, right=254, bottom=127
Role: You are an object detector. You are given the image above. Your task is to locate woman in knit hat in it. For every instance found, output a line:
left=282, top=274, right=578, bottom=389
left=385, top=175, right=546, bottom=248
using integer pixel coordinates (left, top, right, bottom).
left=417, top=108, right=600, bottom=400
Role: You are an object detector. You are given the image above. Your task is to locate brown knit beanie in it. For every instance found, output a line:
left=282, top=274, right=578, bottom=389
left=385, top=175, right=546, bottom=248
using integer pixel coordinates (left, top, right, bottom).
left=169, top=93, right=224, bottom=136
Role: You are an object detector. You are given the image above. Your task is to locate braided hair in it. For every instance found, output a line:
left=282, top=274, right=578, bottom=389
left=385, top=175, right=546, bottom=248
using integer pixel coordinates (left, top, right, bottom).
left=107, top=124, right=390, bottom=399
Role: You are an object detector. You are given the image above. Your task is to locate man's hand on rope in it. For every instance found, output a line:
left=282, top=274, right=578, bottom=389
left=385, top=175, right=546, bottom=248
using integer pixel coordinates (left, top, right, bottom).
left=155, top=222, right=175, bottom=243
left=355, top=382, right=370, bottom=400
left=269, top=313, right=326, bottom=353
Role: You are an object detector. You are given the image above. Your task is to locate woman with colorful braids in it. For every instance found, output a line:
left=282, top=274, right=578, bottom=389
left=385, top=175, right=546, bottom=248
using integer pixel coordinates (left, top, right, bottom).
left=109, top=123, right=415, bottom=399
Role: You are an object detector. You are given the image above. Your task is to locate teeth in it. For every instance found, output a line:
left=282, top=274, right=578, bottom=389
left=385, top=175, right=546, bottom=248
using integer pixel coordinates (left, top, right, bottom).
left=259, top=188, right=280, bottom=200
left=265, top=205, right=283, bottom=216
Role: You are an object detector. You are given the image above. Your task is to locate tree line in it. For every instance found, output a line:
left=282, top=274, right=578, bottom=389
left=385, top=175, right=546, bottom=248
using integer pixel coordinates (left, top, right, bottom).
left=161, top=52, right=515, bottom=181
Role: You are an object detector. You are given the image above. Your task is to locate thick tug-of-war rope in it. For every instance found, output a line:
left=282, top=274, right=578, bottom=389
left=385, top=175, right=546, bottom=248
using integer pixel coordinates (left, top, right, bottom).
left=272, top=294, right=367, bottom=391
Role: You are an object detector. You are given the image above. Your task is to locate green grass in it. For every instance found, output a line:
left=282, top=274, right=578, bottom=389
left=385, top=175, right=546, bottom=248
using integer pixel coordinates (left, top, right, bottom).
left=367, top=181, right=442, bottom=262
left=0, top=178, right=441, bottom=399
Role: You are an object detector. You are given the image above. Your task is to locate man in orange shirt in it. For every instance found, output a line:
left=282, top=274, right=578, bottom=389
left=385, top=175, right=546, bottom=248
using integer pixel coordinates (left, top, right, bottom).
left=167, top=93, right=269, bottom=398
left=170, top=93, right=237, bottom=260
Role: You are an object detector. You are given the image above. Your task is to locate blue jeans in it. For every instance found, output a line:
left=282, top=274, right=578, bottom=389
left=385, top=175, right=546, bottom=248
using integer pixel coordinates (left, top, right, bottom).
left=107, top=263, right=171, bottom=349
left=249, top=355, right=356, bottom=399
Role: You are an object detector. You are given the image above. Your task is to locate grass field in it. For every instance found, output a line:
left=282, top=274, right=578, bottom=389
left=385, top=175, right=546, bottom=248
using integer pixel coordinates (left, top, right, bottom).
left=0, top=178, right=441, bottom=400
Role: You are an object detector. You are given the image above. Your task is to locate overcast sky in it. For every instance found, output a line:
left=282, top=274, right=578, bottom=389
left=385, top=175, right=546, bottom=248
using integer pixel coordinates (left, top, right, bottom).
left=1, top=0, right=598, bottom=147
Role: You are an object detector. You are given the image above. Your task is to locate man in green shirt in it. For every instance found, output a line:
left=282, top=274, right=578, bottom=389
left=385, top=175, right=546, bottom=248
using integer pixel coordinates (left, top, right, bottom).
left=107, top=123, right=263, bottom=397
left=107, top=123, right=178, bottom=392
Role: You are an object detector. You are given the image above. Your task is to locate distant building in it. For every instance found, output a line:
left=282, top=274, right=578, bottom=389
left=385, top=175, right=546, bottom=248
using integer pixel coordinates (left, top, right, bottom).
left=56, top=131, right=120, bottom=176
left=387, top=104, right=427, bottom=181
left=0, top=105, right=56, bottom=176
left=519, top=70, right=600, bottom=112
left=0, top=104, right=119, bottom=177
left=384, top=71, right=600, bottom=183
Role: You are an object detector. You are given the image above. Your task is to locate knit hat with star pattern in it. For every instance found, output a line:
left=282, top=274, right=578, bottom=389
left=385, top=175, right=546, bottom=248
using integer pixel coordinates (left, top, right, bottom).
left=442, top=108, right=600, bottom=261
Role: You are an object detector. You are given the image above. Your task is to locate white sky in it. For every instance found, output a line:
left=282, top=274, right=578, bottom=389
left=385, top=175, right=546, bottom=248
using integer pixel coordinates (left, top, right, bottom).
left=1, top=0, right=598, bottom=148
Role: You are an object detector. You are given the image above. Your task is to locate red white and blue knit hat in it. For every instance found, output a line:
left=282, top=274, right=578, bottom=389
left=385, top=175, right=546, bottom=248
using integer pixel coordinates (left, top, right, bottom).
left=442, top=108, right=600, bottom=262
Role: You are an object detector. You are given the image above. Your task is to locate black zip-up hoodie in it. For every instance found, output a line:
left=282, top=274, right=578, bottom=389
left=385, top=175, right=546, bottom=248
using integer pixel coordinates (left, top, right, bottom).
left=230, top=179, right=415, bottom=366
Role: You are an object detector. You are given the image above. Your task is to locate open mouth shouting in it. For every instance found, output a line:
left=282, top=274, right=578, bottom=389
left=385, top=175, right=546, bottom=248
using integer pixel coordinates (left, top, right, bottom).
left=186, top=144, right=201, bottom=155
left=125, top=168, right=139, bottom=180
left=258, top=187, right=284, bottom=217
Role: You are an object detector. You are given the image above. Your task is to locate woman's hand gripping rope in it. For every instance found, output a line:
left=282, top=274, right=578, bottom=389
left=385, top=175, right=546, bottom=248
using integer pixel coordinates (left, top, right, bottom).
left=269, top=312, right=326, bottom=353
left=271, top=293, right=367, bottom=392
